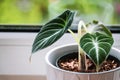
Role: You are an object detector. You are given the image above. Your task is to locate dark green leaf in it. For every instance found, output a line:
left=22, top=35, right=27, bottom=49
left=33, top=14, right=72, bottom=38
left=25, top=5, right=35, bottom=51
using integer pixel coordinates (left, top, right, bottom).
left=32, top=10, right=75, bottom=53
left=80, top=32, right=114, bottom=66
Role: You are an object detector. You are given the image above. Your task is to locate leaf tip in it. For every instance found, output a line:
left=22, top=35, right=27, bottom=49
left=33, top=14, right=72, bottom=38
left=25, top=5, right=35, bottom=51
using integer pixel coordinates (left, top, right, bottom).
left=93, top=20, right=99, bottom=24
left=29, top=54, right=32, bottom=63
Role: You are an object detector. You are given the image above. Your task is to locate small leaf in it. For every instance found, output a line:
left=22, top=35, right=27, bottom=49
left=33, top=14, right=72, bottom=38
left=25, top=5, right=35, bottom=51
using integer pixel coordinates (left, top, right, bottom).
left=80, top=32, right=114, bottom=66
left=87, top=20, right=112, bottom=37
left=32, top=10, right=75, bottom=53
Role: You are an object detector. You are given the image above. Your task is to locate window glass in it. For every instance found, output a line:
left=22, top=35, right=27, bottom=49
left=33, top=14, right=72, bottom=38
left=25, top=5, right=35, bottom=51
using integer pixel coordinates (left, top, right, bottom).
left=0, top=0, right=120, bottom=24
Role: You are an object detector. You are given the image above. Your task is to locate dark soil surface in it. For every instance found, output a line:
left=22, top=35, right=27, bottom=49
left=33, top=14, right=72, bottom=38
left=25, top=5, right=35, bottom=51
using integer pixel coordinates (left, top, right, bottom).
left=57, top=52, right=120, bottom=73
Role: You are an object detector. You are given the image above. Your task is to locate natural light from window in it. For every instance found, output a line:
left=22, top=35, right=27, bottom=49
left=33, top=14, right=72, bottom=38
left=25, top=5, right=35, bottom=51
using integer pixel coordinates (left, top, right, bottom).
left=0, top=0, right=120, bottom=25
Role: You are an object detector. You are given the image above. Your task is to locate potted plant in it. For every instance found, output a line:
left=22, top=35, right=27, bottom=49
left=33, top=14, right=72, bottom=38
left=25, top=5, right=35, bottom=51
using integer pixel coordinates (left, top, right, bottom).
left=31, top=10, right=120, bottom=80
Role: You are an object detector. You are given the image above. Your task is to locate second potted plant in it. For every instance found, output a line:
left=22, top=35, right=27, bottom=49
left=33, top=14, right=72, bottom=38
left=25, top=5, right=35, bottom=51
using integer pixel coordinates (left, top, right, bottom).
left=31, top=10, right=120, bottom=80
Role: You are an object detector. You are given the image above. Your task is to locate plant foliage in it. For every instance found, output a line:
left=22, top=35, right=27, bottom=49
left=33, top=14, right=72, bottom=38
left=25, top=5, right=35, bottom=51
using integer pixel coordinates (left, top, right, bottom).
left=32, top=10, right=75, bottom=53
left=80, top=21, right=114, bottom=70
left=32, top=10, right=114, bottom=72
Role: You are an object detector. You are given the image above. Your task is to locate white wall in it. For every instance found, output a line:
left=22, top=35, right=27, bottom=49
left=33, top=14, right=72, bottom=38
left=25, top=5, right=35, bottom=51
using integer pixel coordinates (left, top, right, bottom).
left=0, top=32, right=119, bottom=80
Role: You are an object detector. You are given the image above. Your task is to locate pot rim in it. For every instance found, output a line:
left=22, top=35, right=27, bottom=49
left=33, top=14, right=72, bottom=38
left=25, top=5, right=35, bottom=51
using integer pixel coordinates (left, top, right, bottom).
left=45, top=43, right=120, bottom=75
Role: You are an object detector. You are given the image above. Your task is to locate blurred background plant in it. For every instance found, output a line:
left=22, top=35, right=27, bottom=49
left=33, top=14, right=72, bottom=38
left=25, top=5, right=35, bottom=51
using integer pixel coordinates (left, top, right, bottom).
left=0, top=0, right=120, bottom=24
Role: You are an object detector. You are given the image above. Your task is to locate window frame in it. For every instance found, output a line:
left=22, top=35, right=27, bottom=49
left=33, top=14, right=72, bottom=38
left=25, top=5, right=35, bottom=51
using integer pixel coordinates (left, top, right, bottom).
left=0, top=24, right=42, bottom=32
left=0, top=24, right=120, bottom=33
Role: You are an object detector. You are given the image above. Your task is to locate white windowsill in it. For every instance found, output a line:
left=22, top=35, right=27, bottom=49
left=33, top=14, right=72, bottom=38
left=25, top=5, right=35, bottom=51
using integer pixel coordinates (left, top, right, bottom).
left=0, top=32, right=76, bottom=80
left=0, top=32, right=120, bottom=80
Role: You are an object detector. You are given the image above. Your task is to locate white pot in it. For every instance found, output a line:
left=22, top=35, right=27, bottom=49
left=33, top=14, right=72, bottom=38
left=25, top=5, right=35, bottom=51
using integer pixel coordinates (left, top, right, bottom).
left=45, top=44, right=120, bottom=80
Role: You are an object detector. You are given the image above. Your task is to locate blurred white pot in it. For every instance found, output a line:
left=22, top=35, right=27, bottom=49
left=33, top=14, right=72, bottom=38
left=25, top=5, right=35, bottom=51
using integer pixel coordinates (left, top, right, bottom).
left=45, top=44, right=120, bottom=80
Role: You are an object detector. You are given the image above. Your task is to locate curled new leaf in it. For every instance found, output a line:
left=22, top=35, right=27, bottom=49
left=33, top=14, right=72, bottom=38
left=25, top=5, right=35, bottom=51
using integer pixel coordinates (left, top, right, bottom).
left=32, top=10, right=75, bottom=53
left=87, top=20, right=112, bottom=37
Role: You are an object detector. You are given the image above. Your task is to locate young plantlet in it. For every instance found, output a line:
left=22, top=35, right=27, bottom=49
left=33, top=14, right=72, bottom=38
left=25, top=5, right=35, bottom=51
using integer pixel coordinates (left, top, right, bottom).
left=80, top=21, right=114, bottom=72
left=31, top=10, right=114, bottom=72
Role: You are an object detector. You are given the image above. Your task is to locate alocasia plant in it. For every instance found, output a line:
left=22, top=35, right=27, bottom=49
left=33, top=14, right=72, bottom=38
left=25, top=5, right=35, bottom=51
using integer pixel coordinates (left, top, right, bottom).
left=80, top=21, right=114, bottom=71
left=31, top=10, right=114, bottom=72
left=32, top=10, right=75, bottom=53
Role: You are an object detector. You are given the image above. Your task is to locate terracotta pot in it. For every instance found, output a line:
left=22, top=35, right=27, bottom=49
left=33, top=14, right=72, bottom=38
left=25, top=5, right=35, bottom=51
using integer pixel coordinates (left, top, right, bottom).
left=45, top=44, right=120, bottom=80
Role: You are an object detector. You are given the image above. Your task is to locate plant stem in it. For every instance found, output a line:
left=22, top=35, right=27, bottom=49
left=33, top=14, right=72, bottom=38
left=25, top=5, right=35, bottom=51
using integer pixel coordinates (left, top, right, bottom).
left=96, top=65, right=100, bottom=72
left=78, top=46, right=81, bottom=70
left=78, top=46, right=86, bottom=71
left=68, top=29, right=82, bottom=70
left=78, top=21, right=88, bottom=71
left=68, top=21, right=88, bottom=71
left=68, top=29, right=79, bottom=44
